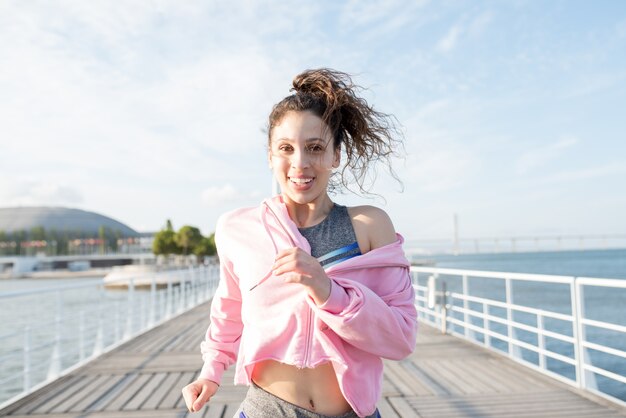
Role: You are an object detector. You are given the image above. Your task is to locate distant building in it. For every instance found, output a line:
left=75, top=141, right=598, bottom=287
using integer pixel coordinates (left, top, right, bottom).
left=0, top=207, right=138, bottom=236
left=0, top=207, right=150, bottom=256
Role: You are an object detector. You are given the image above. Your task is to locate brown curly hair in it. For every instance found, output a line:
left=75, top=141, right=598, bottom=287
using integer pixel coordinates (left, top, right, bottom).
left=268, top=68, right=404, bottom=195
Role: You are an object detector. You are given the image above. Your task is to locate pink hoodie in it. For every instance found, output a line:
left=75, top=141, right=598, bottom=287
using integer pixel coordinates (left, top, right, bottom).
left=199, top=196, right=418, bottom=417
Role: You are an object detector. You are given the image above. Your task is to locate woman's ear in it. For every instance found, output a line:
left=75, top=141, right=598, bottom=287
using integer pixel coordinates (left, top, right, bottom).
left=333, top=148, right=341, bottom=168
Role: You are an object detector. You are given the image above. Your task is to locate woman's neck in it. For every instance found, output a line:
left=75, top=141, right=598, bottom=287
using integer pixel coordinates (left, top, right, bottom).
left=282, top=194, right=334, bottom=228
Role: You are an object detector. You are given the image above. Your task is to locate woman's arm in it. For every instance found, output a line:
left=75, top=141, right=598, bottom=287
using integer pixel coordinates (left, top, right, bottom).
left=182, top=218, right=244, bottom=413
left=349, top=205, right=398, bottom=253
left=315, top=206, right=416, bottom=359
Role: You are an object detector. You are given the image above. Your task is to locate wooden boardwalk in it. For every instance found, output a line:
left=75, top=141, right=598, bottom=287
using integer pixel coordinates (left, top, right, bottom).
left=1, top=301, right=625, bottom=418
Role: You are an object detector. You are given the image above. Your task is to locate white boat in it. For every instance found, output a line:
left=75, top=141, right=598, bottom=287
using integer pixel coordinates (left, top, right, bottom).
left=103, top=264, right=181, bottom=289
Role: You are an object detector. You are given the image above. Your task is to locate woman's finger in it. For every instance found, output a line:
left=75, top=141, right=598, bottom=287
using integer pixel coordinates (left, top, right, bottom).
left=181, top=384, right=198, bottom=412
left=192, top=383, right=213, bottom=412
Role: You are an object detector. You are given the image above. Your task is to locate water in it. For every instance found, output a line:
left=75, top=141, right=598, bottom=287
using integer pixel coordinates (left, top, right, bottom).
left=0, top=276, right=156, bottom=404
left=422, top=248, right=626, bottom=279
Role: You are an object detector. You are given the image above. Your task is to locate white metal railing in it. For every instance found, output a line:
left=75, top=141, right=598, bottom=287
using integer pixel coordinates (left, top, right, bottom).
left=0, top=265, right=220, bottom=408
left=411, top=266, right=626, bottom=408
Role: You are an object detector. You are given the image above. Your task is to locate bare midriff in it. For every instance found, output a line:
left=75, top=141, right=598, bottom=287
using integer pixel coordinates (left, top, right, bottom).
left=251, top=359, right=352, bottom=415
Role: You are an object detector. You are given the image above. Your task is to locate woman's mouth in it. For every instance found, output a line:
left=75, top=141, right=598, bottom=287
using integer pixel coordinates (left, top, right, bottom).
left=289, top=177, right=313, bottom=184
left=288, top=177, right=314, bottom=190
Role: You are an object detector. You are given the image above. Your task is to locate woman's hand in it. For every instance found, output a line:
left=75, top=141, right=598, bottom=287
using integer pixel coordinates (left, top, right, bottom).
left=273, top=247, right=331, bottom=305
left=181, top=379, right=219, bottom=413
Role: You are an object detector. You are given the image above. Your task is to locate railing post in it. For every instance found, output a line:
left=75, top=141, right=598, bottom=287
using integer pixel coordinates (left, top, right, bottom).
left=79, top=311, right=85, bottom=362
left=23, top=326, right=31, bottom=392
left=572, top=278, right=587, bottom=389
left=189, top=266, right=197, bottom=306
left=441, top=281, right=448, bottom=334
left=483, top=302, right=490, bottom=348
left=47, top=291, right=62, bottom=381
left=462, top=274, right=470, bottom=339
left=505, top=277, right=517, bottom=359
left=159, top=290, right=165, bottom=322
left=538, top=314, right=545, bottom=370
left=92, top=305, right=104, bottom=357
left=114, top=303, right=120, bottom=342
left=180, top=274, right=186, bottom=313
left=124, top=278, right=135, bottom=339
left=149, top=275, right=156, bottom=327
left=139, top=294, right=146, bottom=330
left=167, top=275, right=173, bottom=319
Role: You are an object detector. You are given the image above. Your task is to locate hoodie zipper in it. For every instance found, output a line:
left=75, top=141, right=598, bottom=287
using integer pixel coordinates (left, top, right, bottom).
left=302, top=303, right=314, bottom=368
left=263, top=202, right=315, bottom=368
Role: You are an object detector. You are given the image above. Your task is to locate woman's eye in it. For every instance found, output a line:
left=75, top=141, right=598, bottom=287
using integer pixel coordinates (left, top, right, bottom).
left=278, top=145, right=293, bottom=152
left=308, top=145, right=324, bottom=153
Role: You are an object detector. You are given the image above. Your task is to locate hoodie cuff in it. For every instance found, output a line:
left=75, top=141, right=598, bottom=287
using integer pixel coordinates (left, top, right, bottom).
left=317, top=279, right=350, bottom=314
left=197, top=361, right=225, bottom=385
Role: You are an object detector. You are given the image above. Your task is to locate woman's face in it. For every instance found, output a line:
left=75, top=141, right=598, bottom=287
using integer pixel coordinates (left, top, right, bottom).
left=269, top=111, right=339, bottom=205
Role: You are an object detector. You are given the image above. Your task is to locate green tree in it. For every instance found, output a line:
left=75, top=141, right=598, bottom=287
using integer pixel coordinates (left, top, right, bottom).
left=193, top=233, right=216, bottom=260
left=110, top=230, right=121, bottom=253
left=98, top=226, right=106, bottom=254
left=30, top=226, right=46, bottom=241
left=152, top=219, right=180, bottom=255
left=174, top=226, right=203, bottom=256
left=14, top=230, right=26, bottom=256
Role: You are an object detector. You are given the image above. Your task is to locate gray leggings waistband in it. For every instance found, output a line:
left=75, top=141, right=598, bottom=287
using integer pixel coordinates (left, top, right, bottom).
left=240, top=382, right=379, bottom=418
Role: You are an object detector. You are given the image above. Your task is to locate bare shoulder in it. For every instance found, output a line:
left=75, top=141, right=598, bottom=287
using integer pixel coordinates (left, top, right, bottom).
left=347, top=205, right=397, bottom=253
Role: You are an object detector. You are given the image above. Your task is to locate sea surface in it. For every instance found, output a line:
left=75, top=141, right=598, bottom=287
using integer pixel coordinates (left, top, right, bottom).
left=1, top=249, right=625, bottom=405
left=422, top=248, right=626, bottom=279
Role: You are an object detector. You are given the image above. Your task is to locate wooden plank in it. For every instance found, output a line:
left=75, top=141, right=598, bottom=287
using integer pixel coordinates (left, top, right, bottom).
left=47, top=374, right=104, bottom=413
left=388, top=396, right=419, bottom=417
left=223, top=403, right=240, bottom=418
left=377, top=397, right=400, bottom=418
left=9, top=375, right=81, bottom=415
left=69, top=374, right=128, bottom=412
left=142, top=372, right=183, bottom=410
left=162, top=371, right=195, bottom=410
left=124, top=372, right=168, bottom=410
left=101, top=373, right=147, bottom=411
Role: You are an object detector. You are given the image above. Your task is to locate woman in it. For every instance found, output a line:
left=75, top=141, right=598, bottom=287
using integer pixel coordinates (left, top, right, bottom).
left=182, top=68, right=418, bottom=418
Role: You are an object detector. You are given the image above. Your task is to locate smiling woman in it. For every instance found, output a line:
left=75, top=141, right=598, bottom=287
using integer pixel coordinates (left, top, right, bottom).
left=182, top=69, right=417, bottom=418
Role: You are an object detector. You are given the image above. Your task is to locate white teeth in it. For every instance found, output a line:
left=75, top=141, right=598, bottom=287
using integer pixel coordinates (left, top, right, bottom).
left=290, top=178, right=313, bottom=184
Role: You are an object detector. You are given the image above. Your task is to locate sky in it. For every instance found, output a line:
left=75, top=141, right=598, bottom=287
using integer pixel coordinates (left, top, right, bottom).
left=1, top=0, right=625, bottom=244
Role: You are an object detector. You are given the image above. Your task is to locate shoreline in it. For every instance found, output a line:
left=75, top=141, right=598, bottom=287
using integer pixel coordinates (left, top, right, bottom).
left=0, top=268, right=111, bottom=280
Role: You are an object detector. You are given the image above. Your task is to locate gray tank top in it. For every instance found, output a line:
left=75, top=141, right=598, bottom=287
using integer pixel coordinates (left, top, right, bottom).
left=298, top=204, right=361, bottom=268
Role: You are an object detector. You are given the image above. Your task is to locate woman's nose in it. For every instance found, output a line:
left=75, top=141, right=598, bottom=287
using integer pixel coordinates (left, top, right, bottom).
left=290, top=150, right=310, bottom=168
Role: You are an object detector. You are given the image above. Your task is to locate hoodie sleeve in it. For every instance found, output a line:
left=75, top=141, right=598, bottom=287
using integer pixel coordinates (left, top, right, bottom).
left=309, top=265, right=417, bottom=360
left=198, top=224, right=243, bottom=385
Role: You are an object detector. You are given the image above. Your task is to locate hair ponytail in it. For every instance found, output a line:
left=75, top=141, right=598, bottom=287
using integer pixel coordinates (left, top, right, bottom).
left=268, top=68, right=403, bottom=195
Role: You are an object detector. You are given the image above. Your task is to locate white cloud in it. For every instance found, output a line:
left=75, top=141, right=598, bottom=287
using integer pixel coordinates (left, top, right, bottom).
left=437, top=25, right=462, bottom=52
left=340, top=0, right=429, bottom=29
left=398, top=99, right=480, bottom=192
left=405, top=146, right=475, bottom=192
left=515, top=136, right=579, bottom=175
left=546, top=162, right=626, bottom=183
left=467, top=10, right=494, bottom=37
left=436, top=10, right=493, bottom=54
left=201, top=184, right=242, bottom=207
left=616, top=18, right=626, bottom=38
left=201, top=183, right=262, bottom=207
left=0, top=181, right=84, bottom=207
